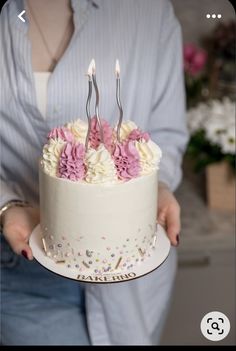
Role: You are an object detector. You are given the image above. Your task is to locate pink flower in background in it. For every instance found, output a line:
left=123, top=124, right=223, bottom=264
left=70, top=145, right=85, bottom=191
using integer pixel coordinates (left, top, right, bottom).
left=89, top=116, right=113, bottom=151
left=128, top=128, right=150, bottom=142
left=184, top=43, right=207, bottom=76
left=48, top=127, right=74, bottom=142
left=59, top=142, right=85, bottom=181
left=112, top=140, right=141, bottom=180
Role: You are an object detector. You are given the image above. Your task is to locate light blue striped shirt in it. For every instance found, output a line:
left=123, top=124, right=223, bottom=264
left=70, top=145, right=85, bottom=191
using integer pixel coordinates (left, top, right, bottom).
left=0, top=0, right=188, bottom=209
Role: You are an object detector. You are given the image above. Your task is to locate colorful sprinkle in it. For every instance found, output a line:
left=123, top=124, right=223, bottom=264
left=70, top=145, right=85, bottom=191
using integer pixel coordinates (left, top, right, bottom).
left=41, top=237, right=47, bottom=252
left=86, top=250, right=93, bottom=257
left=138, top=248, right=145, bottom=257
left=57, top=244, right=62, bottom=248
left=115, top=257, right=122, bottom=269
left=82, top=261, right=90, bottom=268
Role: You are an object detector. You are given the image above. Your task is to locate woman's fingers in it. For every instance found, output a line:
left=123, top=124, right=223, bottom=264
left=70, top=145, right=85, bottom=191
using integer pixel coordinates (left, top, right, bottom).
left=166, top=204, right=181, bottom=246
left=6, top=231, right=34, bottom=260
left=2, top=206, right=39, bottom=260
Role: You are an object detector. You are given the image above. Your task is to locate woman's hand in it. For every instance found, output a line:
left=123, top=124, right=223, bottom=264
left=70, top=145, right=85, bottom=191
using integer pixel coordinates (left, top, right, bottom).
left=157, top=182, right=181, bottom=246
left=2, top=206, right=40, bottom=260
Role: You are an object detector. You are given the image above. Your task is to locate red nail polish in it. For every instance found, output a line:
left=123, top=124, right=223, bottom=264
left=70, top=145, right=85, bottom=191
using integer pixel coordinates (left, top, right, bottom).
left=21, top=250, right=28, bottom=260
left=176, top=234, right=180, bottom=246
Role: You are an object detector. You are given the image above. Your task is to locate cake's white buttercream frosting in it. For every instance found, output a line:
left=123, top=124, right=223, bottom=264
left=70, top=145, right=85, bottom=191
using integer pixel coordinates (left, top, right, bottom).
left=65, top=119, right=88, bottom=143
left=42, top=138, right=65, bottom=177
left=39, top=165, right=158, bottom=273
left=85, top=144, right=118, bottom=184
left=135, top=140, right=162, bottom=175
left=119, top=120, right=138, bottom=141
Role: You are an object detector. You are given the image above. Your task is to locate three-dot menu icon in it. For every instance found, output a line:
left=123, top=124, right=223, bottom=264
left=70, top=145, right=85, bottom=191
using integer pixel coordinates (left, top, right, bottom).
left=206, top=14, right=222, bottom=19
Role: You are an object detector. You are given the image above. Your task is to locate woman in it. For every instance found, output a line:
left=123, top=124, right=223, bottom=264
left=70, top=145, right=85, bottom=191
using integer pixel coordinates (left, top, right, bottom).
left=0, top=0, right=188, bottom=345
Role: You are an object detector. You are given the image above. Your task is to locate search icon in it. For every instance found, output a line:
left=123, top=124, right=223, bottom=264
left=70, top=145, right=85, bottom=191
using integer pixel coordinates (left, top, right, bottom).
left=211, top=322, right=220, bottom=331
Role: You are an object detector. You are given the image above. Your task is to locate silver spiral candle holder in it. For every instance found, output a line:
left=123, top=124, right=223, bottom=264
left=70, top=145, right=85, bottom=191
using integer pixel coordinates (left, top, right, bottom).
left=92, top=65, right=104, bottom=144
left=115, top=60, right=123, bottom=143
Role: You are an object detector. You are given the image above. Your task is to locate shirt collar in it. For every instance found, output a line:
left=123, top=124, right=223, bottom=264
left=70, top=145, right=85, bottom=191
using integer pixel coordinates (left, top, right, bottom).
left=70, top=0, right=100, bottom=33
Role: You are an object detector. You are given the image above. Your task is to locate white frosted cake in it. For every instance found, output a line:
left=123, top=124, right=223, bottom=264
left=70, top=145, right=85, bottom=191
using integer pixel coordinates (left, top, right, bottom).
left=39, top=118, right=162, bottom=274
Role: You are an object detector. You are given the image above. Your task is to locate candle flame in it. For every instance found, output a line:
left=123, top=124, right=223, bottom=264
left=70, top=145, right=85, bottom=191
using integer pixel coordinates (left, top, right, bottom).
left=115, top=59, right=120, bottom=78
left=88, top=58, right=96, bottom=77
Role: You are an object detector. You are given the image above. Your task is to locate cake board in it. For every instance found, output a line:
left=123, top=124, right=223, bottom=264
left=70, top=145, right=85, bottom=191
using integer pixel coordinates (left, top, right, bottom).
left=29, top=224, right=171, bottom=284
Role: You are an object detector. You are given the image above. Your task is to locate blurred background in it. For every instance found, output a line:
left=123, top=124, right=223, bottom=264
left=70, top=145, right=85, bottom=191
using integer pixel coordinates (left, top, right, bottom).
left=160, top=0, right=235, bottom=345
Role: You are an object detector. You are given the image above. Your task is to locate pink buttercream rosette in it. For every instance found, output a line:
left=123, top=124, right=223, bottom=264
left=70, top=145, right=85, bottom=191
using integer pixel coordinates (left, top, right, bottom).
left=112, top=140, right=141, bottom=181
left=48, top=127, right=74, bottom=142
left=89, top=116, right=113, bottom=151
left=127, top=128, right=150, bottom=142
left=59, top=142, right=86, bottom=181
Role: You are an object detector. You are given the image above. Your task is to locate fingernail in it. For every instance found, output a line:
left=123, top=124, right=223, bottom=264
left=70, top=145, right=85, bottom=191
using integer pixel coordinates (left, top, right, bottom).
left=21, top=250, right=29, bottom=260
left=176, top=234, right=180, bottom=246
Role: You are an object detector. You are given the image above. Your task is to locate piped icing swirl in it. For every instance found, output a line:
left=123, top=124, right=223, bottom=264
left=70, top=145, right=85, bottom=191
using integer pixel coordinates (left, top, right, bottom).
left=42, top=119, right=162, bottom=183
left=85, top=144, right=118, bottom=184
left=135, top=140, right=162, bottom=175
left=65, top=119, right=88, bottom=144
left=112, top=141, right=141, bottom=180
left=47, top=127, right=74, bottom=142
left=118, top=120, right=138, bottom=141
left=42, top=138, right=65, bottom=177
left=89, top=116, right=113, bottom=151
left=59, top=142, right=86, bottom=181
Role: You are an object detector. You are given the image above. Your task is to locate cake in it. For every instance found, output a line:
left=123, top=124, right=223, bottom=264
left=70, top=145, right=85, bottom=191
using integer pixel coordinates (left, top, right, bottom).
left=39, top=117, right=162, bottom=275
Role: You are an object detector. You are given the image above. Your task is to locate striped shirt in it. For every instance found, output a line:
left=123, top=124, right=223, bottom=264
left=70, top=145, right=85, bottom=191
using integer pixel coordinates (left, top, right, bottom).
left=1, top=0, right=188, bottom=207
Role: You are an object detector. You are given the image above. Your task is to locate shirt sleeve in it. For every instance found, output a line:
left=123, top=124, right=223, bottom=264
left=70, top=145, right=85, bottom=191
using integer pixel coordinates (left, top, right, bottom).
left=0, top=178, right=26, bottom=209
left=147, top=1, right=189, bottom=192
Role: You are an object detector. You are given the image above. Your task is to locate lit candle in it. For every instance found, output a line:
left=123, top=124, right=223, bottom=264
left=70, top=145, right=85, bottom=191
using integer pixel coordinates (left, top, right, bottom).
left=115, top=59, right=123, bottom=142
left=85, top=59, right=94, bottom=150
left=91, top=59, right=104, bottom=143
